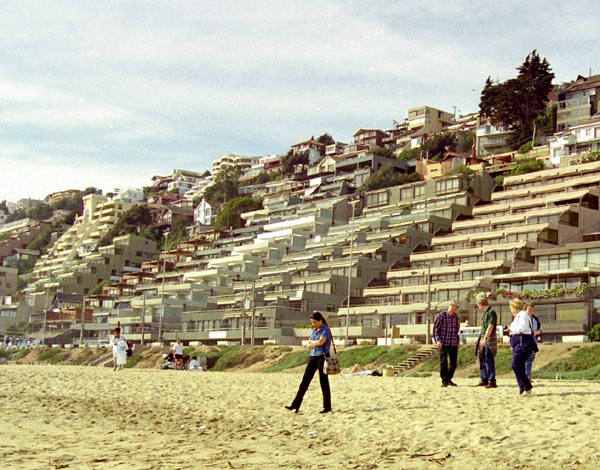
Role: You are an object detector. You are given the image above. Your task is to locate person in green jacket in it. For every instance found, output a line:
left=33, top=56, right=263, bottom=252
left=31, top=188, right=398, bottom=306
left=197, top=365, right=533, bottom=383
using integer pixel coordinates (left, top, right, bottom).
left=476, top=298, right=498, bottom=388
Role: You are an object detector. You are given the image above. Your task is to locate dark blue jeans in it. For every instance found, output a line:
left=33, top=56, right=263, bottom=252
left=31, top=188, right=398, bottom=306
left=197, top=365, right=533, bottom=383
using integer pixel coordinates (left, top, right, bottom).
left=510, top=335, right=533, bottom=394
left=525, top=351, right=536, bottom=379
left=291, top=355, right=331, bottom=410
left=479, top=342, right=496, bottom=383
left=439, top=345, right=458, bottom=384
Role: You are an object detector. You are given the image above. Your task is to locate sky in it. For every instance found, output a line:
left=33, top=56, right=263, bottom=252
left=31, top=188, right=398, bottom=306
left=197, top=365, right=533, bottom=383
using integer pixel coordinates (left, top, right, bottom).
left=0, top=0, right=597, bottom=203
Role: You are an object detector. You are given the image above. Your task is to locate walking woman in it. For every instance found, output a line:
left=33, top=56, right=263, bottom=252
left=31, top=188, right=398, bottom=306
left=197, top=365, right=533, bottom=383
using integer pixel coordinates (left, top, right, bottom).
left=505, top=299, right=537, bottom=396
left=285, top=311, right=332, bottom=414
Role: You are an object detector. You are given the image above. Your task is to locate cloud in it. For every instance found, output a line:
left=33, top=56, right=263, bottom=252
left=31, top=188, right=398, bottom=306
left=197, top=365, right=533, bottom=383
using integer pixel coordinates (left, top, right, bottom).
left=0, top=0, right=598, bottom=203
left=0, top=145, right=160, bottom=201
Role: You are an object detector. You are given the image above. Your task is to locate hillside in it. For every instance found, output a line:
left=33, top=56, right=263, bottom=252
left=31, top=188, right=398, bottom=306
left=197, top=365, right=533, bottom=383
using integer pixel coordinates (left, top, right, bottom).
left=2, top=342, right=600, bottom=380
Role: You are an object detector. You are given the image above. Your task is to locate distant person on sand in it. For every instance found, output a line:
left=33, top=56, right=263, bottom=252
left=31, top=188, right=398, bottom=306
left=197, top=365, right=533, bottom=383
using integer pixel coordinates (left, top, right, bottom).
left=188, top=355, right=203, bottom=372
left=505, top=299, right=537, bottom=396
left=525, top=303, right=542, bottom=380
left=346, top=364, right=382, bottom=376
left=433, top=303, right=460, bottom=387
left=476, top=298, right=498, bottom=388
left=172, top=338, right=184, bottom=370
left=109, top=327, right=127, bottom=371
left=285, top=311, right=332, bottom=414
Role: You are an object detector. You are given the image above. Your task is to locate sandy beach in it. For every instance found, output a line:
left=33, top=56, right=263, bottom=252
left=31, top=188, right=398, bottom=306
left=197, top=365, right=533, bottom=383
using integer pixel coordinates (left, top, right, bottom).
left=1, top=365, right=599, bottom=470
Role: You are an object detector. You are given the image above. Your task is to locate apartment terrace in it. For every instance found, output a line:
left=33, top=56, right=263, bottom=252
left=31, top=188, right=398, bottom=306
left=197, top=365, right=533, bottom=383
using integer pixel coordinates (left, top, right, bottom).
left=177, top=304, right=305, bottom=345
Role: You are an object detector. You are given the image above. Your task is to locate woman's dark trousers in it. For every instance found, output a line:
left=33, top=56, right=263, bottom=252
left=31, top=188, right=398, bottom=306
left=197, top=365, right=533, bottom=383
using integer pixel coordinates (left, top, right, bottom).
left=291, top=355, right=331, bottom=410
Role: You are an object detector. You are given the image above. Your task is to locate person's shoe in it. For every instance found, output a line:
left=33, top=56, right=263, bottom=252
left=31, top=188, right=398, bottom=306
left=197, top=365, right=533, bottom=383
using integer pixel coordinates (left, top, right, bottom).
left=284, top=405, right=299, bottom=414
left=441, top=382, right=448, bottom=387
left=448, top=380, right=458, bottom=387
left=475, top=381, right=488, bottom=387
left=319, top=408, right=332, bottom=414
left=486, top=382, right=497, bottom=388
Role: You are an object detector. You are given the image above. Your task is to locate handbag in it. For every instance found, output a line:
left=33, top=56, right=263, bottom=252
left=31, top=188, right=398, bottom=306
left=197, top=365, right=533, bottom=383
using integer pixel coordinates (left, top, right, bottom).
left=324, top=332, right=341, bottom=375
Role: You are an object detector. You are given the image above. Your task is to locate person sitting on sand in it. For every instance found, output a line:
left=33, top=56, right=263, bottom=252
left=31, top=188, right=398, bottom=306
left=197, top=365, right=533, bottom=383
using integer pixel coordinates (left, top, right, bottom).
left=188, top=356, right=203, bottom=372
left=346, top=364, right=383, bottom=376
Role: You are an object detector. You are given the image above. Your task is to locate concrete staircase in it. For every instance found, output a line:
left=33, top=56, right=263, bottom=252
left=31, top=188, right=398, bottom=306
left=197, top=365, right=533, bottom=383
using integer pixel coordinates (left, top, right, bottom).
left=89, top=352, right=114, bottom=367
left=393, top=346, right=438, bottom=375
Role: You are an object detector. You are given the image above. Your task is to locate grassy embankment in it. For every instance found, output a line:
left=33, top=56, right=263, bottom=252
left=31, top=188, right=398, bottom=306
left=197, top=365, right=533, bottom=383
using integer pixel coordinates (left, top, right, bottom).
left=2, top=343, right=600, bottom=380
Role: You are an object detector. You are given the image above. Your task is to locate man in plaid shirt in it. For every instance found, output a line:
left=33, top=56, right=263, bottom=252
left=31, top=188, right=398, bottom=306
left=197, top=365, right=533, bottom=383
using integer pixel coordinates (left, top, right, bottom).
left=433, top=303, right=460, bottom=387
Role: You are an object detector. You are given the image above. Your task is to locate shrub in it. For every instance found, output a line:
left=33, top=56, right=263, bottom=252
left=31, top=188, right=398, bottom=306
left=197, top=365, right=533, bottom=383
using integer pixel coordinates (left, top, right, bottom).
left=211, top=346, right=242, bottom=371
left=517, top=141, right=533, bottom=154
left=262, top=351, right=308, bottom=372
left=588, top=323, right=600, bottom=342
left=38, top=347, right=67, bottom=364
left=125, top=353, right=142, bottom=368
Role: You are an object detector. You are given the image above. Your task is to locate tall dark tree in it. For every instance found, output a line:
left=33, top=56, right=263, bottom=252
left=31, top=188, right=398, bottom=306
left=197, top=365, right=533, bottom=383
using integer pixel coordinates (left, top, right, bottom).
left=203, top=166, right=240, bottom=203
left=317, top=133, right=335, bottom=146
left=98, top=204, right=155, bottom=247
left=480, top=50, right=554, bottom=147
left=421, top=132, right=457, bottom=161
left=360, top=164, right=421, bottom=192
left=281, top=150, right=309, bottom=176
left=213, top=197, right=263, bottom=231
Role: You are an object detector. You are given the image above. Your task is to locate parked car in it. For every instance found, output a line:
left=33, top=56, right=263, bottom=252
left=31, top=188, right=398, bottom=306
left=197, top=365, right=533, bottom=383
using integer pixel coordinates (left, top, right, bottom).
left=98, top=339, right=110, bottom=349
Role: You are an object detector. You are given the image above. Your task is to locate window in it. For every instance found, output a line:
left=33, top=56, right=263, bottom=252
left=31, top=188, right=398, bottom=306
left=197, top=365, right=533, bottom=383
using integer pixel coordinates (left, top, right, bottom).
left=413, top=185, right=425, bottom=199
left=400, top=187, right=412, bottom=202
left=366, top=191, right=389, bottom=207
left=436, top=178, right=461, bottom=195
left=556, top=302, right=586, bottom=321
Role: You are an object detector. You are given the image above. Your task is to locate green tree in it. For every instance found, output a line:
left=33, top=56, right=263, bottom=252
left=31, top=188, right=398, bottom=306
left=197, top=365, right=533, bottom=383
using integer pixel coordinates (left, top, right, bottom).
left=360, top=165, right=421, bottom=192
left=451, top=165, right=475, bottom=176
left=588, top=323, right=600, bottom=342
left=213, top=197, right=263, bottom=231
left=317, top=133, right=335, bottom=146
left=421, top=132, right=457, bottom=161
left=480, top=50, right=554, bottom=148
left=27, top=203, right=53, bottom=220
left=373, top=147, right=396, bottom=158
left=204, top=166, right=240, bottom=203
left=28, top=225, right=55, bottom=253
left=462, top=131, right=476, bottom=153
left=6, top=209, right=27, bottom=223
left=396, top=147, right=420, bottom=161
left=98, top=204, right=155, bottom=247
left=510, top=157, right=544, bottom=176
left=165, top=216, right=191, bottom=249
left=281, top=150, right=309, bottom=176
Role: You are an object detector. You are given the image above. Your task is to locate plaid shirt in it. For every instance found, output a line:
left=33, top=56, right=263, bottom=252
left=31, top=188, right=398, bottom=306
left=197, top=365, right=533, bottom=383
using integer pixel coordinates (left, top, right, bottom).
left=433, top=310, right=460, bottom=346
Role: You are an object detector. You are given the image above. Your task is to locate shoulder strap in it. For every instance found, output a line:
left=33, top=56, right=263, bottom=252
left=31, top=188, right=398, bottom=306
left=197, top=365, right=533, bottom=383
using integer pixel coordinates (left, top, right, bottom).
left=330, top=330, right=337, bottom=355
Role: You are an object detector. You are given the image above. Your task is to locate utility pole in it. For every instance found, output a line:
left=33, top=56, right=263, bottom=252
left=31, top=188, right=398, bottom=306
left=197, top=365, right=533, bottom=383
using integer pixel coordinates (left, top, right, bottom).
left=241, top=281, right=247, bottom=345
left=426, top=264, right=432, bottom=345
left=158, top=256, right=167, bottom=344
left=141, top=290, right=146, bottom=346
left=345, top=199, right=360, bottom=343
left=250, top=280, right=256, bottom=346
left=79, top=298, right=85, bottom=345
left=42, top=284, right=51, bottom=345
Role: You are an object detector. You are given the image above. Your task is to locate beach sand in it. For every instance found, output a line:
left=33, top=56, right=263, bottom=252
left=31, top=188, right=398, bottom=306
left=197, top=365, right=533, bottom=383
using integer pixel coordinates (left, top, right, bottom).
left=1, top=365, right=599, bottom=470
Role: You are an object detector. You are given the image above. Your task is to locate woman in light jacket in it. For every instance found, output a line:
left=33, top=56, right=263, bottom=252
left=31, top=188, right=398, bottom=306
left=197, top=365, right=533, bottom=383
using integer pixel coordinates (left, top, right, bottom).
left=285, top=311, right=332, bottom=414
left=504, top=299, right=537, bottom=395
